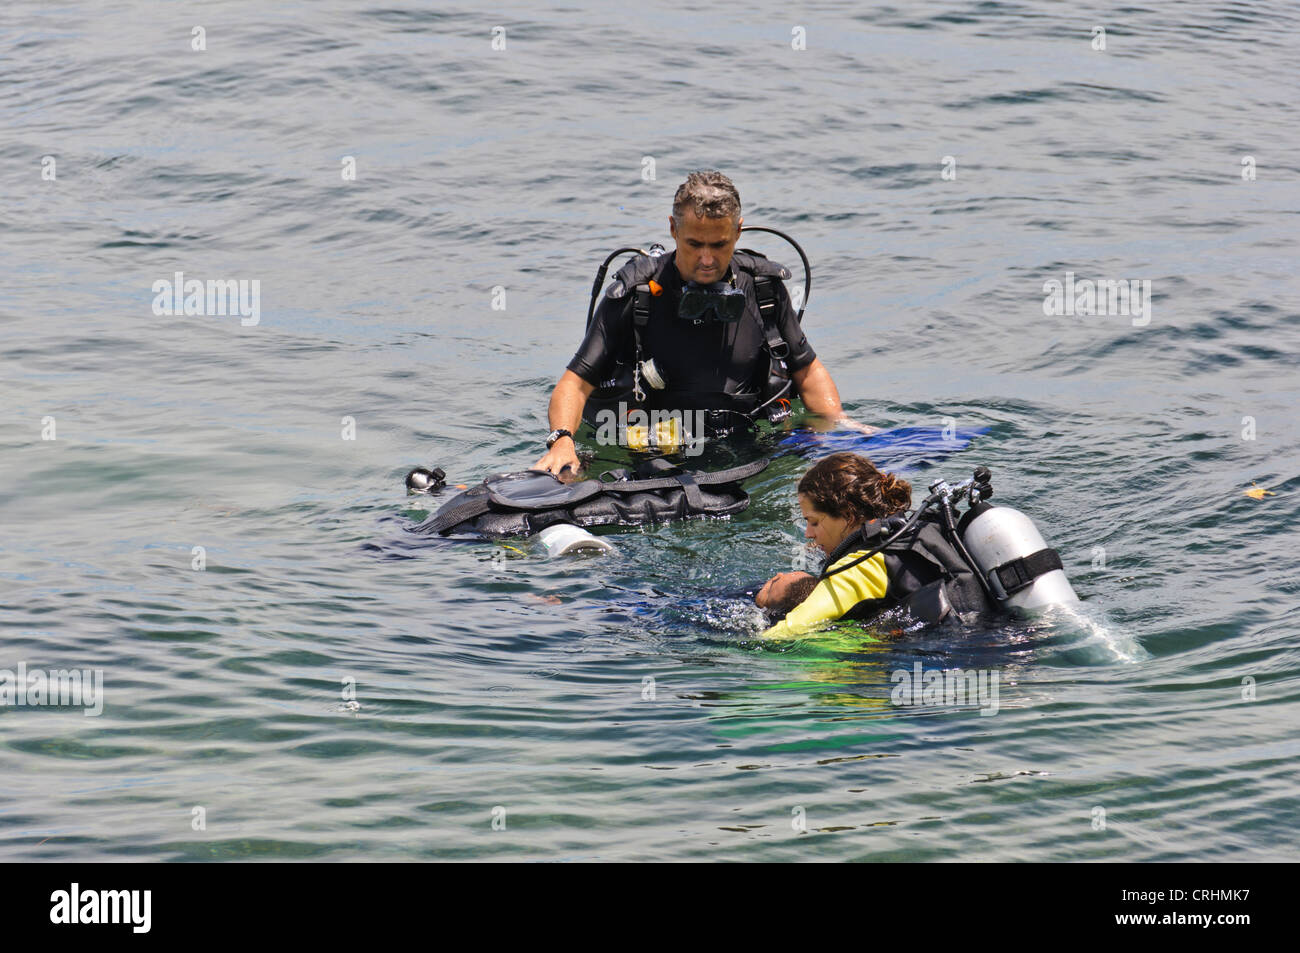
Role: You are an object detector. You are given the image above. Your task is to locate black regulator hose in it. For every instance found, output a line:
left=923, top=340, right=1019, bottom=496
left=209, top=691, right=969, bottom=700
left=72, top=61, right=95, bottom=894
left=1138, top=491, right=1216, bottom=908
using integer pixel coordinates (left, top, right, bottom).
left=587, top=247, right=649, bottom=331
left=937, top=493, right=999, bottom=604
left=746, top=376, right=793, bottom=421
left=739, top=225, right=812, bottom=323
left=818, top=496, right=938, bottom=581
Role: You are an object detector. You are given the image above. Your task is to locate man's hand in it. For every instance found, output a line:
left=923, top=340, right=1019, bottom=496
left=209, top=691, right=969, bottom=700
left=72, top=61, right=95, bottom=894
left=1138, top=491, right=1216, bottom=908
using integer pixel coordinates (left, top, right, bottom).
left=800, top=411, right=882, bottom=436
left=789, top=358, right=880, bottom=433
left=534, top=370, right=596, bottom=481
left=534, top=437, right=582, bottom=482
left=835, top=417, right=881, bottom=435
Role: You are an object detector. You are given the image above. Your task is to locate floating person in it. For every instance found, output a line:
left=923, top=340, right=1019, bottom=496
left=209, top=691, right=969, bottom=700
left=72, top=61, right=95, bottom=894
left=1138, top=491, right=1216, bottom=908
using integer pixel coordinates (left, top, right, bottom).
left=533, top=170, right=876, bottom=478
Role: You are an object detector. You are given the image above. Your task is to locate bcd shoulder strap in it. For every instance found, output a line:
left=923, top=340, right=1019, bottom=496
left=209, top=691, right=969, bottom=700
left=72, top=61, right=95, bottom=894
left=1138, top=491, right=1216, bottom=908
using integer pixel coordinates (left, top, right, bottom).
left=602, top=255, right=666, bottom=400
left=733, top=249, right=793, bottom=360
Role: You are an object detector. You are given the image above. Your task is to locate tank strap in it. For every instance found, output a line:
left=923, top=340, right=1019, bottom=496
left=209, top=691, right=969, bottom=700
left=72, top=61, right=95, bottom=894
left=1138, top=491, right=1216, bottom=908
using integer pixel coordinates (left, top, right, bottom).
left=751, top=275, right=788, bottom=360
left=732, top=249, right=794, bottom=359
left=989, top=548, right=1063, bottom=598
left=632, top=285, right=652, bottom=328
left=604, top=255, right=668, bottom=406
left=631, top=284, right=653, bottom=400
left=674, top=471, right=704, bottom=510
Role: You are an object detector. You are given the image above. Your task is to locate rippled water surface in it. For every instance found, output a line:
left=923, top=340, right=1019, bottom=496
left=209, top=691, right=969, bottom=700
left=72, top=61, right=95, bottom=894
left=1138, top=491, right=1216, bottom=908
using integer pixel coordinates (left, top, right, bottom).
left=1, top=0, right=1298, bottom=861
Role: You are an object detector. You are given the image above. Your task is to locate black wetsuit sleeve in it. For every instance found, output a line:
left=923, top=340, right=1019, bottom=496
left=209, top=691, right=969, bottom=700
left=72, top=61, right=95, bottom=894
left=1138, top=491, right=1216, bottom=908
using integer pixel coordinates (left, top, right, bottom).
left=567, top=294, right=629, bottom=385
left=773, top=279, right=816, bottom=372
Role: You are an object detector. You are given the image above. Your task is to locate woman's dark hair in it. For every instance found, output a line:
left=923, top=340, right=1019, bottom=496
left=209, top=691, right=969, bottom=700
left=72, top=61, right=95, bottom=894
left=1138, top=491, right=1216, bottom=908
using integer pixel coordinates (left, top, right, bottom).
left=797, top=453, right=912, bottom=525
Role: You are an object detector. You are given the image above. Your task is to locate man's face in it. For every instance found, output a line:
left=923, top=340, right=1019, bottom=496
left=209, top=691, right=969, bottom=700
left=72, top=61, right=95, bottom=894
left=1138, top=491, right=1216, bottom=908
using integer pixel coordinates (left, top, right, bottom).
left=670, top=209, right=742, bottom=284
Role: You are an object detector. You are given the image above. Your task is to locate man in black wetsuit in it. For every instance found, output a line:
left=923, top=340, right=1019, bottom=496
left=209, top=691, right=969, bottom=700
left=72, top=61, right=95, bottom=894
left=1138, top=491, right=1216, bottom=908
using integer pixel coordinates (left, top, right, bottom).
left=535, top=171, right=874, bottom=477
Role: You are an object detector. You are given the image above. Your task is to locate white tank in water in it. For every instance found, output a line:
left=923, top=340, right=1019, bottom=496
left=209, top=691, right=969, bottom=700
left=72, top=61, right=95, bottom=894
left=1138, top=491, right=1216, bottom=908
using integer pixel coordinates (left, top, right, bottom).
left=960, top=506, right=1079, bottom=611
left=536, top=523, right=616, bottom=558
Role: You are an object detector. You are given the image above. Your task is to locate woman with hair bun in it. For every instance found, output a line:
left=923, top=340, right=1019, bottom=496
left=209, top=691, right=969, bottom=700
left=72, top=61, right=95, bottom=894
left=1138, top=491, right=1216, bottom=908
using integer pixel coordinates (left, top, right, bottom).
left=757, top=452, right=991, bottom=638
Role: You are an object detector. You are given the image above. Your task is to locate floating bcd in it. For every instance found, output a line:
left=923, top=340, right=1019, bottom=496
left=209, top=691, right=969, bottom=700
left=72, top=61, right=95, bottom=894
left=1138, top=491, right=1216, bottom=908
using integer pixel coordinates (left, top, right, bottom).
left=410, top=457, right=770, bottom=538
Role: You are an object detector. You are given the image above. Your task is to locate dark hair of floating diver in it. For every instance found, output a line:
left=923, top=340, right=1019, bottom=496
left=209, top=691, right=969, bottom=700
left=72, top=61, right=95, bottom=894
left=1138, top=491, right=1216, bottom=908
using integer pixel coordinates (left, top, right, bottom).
left=755, top=572, right=820, bottom=617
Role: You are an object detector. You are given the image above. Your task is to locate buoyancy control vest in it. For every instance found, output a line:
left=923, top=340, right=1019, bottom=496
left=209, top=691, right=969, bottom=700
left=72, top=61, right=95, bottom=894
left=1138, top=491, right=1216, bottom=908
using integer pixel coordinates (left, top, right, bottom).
left=584, top=249, right=799, bottom=429
left=821, top=513, right=998, bottom=624
left=412, top=457, right=770, bottom=538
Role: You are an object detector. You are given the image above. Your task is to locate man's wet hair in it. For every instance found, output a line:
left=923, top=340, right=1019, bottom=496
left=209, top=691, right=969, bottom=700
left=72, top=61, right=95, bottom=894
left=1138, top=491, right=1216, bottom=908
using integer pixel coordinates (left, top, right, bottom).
left=672, top=171, right=741, bottom=225
left=767, top=573, right=820, bottom=617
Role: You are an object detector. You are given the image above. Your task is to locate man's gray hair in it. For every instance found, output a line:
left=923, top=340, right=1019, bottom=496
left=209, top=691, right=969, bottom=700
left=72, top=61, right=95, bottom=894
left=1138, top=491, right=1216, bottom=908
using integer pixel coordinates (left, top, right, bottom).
left=672, top=171, right=741, bottom=225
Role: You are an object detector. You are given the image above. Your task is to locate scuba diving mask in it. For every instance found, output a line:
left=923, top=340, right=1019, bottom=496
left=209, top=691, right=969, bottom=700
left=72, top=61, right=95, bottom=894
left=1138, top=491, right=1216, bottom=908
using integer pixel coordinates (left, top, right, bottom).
left=678, top=280, right=747, bottom=324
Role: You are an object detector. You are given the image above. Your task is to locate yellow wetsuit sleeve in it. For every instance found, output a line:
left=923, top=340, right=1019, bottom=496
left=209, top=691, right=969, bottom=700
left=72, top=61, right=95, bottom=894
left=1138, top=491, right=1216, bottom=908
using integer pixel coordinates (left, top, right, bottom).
left=761, top=551, right=889, bottom=639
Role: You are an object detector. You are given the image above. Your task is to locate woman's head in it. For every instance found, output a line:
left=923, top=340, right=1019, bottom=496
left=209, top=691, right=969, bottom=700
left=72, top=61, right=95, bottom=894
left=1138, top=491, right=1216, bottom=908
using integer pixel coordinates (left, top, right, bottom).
left=796, top=453, right=912, bottom=553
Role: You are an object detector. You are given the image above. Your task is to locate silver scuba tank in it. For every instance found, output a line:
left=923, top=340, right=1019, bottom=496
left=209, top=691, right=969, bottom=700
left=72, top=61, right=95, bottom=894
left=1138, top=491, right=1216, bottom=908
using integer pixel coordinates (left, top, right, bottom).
left=536, top=523, right=617, bottom=557
left=959, top=504, right=1079, bottom=611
